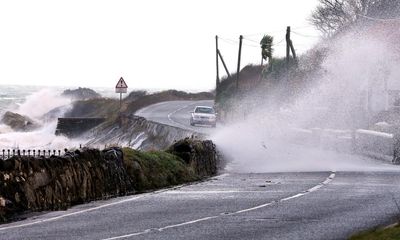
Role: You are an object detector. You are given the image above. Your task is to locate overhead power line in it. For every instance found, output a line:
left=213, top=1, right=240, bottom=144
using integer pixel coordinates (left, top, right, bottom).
left=242, top=37, right=259, bottom=44
left=274, top=38, right=286, bottom=46
left=243, top=37, right=286, bottom=47
left=291, top=31, right=321, bottom=38
left=291, top=25, right=315, bottom=30
left=357, top=14, right=400, bottom=22
left=220, top=37, right=259, bottom=48
left=218, top=37, right=238, bottom=45
left=242, top=29, right=285, bottom=37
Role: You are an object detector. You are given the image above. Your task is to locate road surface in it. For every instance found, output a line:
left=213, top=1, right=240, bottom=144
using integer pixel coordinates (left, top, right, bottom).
left=136, top=100, right=215, bottom=134
left=2, top=100, right=400, bottom=240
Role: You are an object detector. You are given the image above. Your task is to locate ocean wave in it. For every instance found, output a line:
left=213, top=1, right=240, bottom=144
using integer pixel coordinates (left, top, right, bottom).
left=0, top=122, right=82, bottom=149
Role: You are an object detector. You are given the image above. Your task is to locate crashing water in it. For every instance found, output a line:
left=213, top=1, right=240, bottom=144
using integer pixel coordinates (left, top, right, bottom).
left=0, top=85, right=115, bottom=150
left=211, top=23, right=400, bottom=173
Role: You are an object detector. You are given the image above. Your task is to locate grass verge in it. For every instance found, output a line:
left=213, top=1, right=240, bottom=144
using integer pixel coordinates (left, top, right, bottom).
left=122, top=148, right=198, bottom=192
left=350, top=224, right=400, bottom=240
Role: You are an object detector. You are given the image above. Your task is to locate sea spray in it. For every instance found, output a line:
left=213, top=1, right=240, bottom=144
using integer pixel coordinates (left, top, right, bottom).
left=211, top=24, right=400, bottom=172
left=0, top=88, right=78, bottom=149
left=16, top=88, right=71, bottom=119
left=0, top=117, right=83, bottom=149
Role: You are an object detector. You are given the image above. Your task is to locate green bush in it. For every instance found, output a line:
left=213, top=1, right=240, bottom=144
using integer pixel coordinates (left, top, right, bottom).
left=122, top=148, right=198, bottom=191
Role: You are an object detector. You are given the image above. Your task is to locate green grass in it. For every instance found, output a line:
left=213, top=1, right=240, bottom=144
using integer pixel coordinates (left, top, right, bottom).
left=350, top=224, right=400, bottom=240
left=122, top=148, right=198, bottom=191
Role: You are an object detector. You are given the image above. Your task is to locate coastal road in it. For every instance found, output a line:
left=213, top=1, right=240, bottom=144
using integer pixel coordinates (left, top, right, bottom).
left=136, top=100, right=215, bottom=135
left=2, top=100, right=400, bottom=239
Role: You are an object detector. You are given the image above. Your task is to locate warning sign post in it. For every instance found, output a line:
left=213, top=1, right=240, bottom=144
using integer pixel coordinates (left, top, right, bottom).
left=116, top=77, right=128, bottom=111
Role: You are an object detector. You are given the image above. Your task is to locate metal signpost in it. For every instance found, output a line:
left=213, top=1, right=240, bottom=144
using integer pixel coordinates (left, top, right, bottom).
left=115, top=77, right=128, bottom=112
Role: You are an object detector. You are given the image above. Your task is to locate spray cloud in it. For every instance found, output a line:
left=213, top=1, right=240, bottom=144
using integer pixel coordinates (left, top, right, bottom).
left=212, top=22, right=400, bottom=172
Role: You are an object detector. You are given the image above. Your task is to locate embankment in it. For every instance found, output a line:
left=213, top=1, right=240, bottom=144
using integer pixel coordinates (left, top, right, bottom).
left=0, top=139, right=218, bottom=223
left=85, top=114, right=204, bottom=150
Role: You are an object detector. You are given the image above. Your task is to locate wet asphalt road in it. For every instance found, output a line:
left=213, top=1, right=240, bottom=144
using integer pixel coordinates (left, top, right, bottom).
left=136, top=100, right=215, bottom=135
left=2, top=100, right=400, bottom=240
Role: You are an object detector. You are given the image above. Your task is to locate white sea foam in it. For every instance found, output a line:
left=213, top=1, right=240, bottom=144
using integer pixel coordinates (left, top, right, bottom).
left=0, top=88, right=77, bottom=149
left=16, top=89, right=71, bottom=119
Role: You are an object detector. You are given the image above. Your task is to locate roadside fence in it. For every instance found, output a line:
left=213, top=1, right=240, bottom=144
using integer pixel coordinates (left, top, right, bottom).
left=0, top=149, right=64, bottom=160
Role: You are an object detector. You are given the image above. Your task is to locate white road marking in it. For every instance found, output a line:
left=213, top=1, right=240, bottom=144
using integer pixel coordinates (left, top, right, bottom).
left=166, top=101, right=214, bottom=132
left=167, top=104, right=195, bottom=130
left=101, top=172, right=336, bottom=240
left=135, top=101, right=172, bottom=115
left=0, top=183, right=189, bottom=231
left=165, top=190, right=281, bottom=194
left=0, top=173, right=230, bottom=231
left=0, top=195, right=143, bottom=231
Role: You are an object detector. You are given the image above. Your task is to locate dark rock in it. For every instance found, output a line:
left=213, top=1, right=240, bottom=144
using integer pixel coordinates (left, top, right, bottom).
left=1, top=111, right=41, bottom=131
left=167, top=138, right=219, bottom=177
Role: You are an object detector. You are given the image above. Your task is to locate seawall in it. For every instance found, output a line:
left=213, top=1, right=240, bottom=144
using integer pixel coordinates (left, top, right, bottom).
left=0, top=139, right=218, bottom=223
left=85, top=114, right=205, bottom=150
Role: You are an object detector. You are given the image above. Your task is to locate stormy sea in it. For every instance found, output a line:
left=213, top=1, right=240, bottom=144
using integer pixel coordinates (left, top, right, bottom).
left=0, top=85, right=115, bottom=150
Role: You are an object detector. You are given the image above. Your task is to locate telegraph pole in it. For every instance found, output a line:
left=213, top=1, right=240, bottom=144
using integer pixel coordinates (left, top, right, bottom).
left=286, top=26, right=291, bottom=69
left=236, top=35, right=243, bottom=91
left=218, top=50, right=231, bottom=78
left=216, top=35, right=220, bottom=91
left=290, top=40, right=297, bottom=60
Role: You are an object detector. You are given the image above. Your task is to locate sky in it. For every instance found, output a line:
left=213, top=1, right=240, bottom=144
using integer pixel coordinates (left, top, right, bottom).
left=0, top=0, right=321, bottom=91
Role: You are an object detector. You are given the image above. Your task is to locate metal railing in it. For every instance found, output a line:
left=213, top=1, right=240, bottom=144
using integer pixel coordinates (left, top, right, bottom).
left=0, top=149, right=64, bottom=160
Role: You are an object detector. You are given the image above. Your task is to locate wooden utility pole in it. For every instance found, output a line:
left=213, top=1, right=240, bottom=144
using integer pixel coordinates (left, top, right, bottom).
left=236, top=35, right=243, bottom=91
left=218, top=50, right=231, bottom=78
left=216, top=35, right=220, bottom=90
left=285, top=26, right=298, bottom=85
left=286, top=26, right=291, bottom=68
left=290, top=42, right=297, bottom=60
left=286, top=26, right=297, bottom=65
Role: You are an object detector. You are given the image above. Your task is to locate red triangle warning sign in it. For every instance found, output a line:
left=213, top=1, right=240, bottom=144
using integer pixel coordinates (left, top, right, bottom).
left=116, top=77, right=128, bottom=88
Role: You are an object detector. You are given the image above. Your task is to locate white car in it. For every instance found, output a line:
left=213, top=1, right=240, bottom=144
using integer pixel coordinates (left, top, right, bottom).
left=190, top=106, right=217, bottom=127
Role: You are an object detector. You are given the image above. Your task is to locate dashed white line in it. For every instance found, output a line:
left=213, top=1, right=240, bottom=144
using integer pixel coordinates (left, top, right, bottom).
left=0, top=172, right=230, bottom=232
left=166, top=101, right=214, bottom=132
left=101, top=171, right=336, bottom=240
left=167, top=104, right=195, bottom=130
left=0, top=184, right=188, bottom=231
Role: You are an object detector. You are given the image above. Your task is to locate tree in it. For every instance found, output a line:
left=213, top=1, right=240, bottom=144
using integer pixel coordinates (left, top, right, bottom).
left=260, top=35, right=274, bottom=66
left=311, top=0, right=400, bottom=36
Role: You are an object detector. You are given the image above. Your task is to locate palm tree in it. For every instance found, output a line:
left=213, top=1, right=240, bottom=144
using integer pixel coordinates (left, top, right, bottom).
left=260, top=35, right=273, bottom=66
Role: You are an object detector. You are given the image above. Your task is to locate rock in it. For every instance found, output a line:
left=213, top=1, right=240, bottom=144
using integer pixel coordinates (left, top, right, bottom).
left=62, top=87, right=101, bottom=100
left=1, top=111, right=41, bottom=131
left=167, top=138, right=219, bottom=177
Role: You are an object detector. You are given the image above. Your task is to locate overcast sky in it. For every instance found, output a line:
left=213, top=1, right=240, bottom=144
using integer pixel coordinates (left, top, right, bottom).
left=0, top=0, right=321, bottom=91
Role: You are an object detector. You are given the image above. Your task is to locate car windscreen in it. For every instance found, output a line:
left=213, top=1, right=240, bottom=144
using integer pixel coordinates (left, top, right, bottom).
left=195, top=107, right=215, bottom=114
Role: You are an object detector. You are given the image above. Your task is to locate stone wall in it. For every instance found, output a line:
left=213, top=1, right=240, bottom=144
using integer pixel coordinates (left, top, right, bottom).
left=0, top=139, right=219, bottom=223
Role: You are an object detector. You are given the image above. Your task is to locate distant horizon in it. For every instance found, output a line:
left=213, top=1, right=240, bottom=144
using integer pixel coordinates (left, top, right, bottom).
left=0, top=83, right=215, bottom=94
